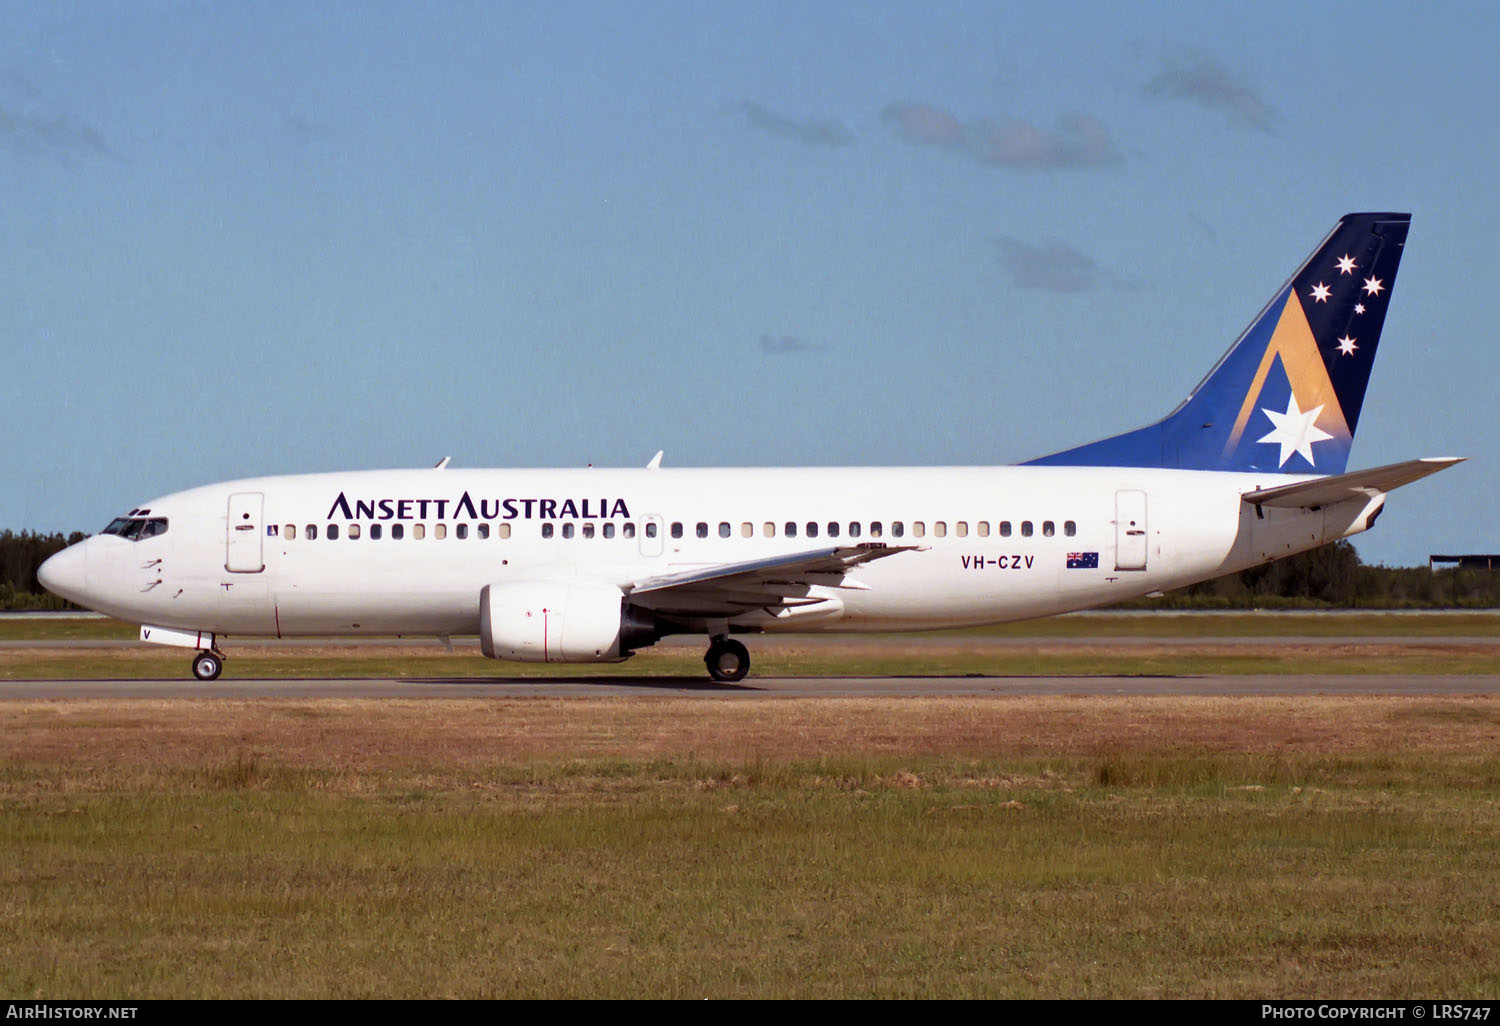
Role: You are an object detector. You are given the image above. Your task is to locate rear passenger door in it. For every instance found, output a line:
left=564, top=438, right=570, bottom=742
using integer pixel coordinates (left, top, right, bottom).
left=1114, top=490, right=1147, bottom=571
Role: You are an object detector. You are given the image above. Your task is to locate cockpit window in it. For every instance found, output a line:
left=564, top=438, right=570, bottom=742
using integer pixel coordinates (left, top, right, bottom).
left=101, top=517, right=167, bottom=541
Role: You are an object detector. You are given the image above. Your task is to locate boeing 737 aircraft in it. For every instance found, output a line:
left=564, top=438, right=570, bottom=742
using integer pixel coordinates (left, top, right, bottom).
left=40, top=212, right=1459, bottom=682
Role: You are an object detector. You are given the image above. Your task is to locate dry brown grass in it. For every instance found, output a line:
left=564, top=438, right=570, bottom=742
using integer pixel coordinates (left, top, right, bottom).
left=5, top=695, right=1499, bottom=776
left=7, top=695, right=1500, bottom=997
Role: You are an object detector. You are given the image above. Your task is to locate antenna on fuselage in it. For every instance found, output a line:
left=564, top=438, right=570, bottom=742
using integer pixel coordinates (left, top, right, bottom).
left=646, top=450, right=664, bottom=470
left=433, top=457, right=451, bottom=470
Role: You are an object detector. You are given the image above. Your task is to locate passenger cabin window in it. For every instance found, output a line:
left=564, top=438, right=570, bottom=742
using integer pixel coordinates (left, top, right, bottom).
left=542, top=524, right=554, bottom=539
left=456, top=524, right=468, bottom=540
left=720, top=522, right=732, bottom=538
left=1021, top=521, right=1033, bottom=537
left=582, top=524, right=594, bottom=539
left=1065, top=521, right=1077, bottom=537
left=806, top=522, right=819, bottom=538
left=434, top=524, right=447, bottom=540
left=977, top=522, right=989, bottom=537
left=562, top=523, right=575, bottom=539
left=478, top=524, right=490, bottom=539
left=999, top=521, right=1011, bottom=537
left=891, top=522, right=904, bottom=538
left=603, top=523, right=615, bottom=539
left=764, top=522, right=775, bottom=537
left=348, top=524, right=361, bottom=540
left=933, top=521, right=946, bottom=538
left=413, top=524, right=425, bottom=540
left=285, top=524, right=296, bottom=540
left=955, top=522, right=967, bottom=538
left=306, top=525, right=318, bottom=540
left=645, top=523, right=657, bottom=538
left=391, top=524, right=403, bottom=540
left=826, top=522, right=839, bottom=538
left=741, top=522, right=753, bottom=538
left=623, top=523, right=636, bottom=539
left=913, top=522, right=925, bottom=538
left=498, top=524, right=510, bottom=539
left=784, top=522, right=797, bottom=537
left=671, top=522, right=683, bottom=539
left=696, top=522, right=708, bottom=539
left=327, top=524, right=339, bottom=540
left=870, top=522, right=882, bottom=538
left=371, top=524, right=382, bottom=540
left=848, top=522, right=860, bottom=538
left=1043, top=521, right=1055, bottom=537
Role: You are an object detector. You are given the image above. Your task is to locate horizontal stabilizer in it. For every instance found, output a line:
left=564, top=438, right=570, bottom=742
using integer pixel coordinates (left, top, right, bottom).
left=1240, top=457, right=1464, bottom=509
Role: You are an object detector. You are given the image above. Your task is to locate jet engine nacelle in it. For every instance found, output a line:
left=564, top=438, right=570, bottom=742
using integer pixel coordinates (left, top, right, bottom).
left=479, top=580, right=658, bottom=663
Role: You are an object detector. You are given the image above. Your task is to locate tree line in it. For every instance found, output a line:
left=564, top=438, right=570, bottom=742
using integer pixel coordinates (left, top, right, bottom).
left=1, top=531, right=1497, bottom=611
left=1121, top=541, right=1500, bottom=609
left=0, top=531, right=88, bottom=610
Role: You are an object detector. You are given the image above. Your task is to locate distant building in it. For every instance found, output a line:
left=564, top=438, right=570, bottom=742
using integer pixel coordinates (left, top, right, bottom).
left=1429, top=555, right=1500, bottom=571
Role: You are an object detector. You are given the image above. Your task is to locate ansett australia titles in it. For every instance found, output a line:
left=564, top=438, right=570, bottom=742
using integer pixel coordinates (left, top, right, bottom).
left=326, top=492, right=631, bottom=522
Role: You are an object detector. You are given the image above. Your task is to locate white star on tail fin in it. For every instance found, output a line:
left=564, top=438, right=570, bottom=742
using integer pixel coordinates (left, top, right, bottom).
left=1257, top=394, right=1334, bottom=468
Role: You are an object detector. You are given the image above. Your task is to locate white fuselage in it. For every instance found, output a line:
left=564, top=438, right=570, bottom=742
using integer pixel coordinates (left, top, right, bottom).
left=48, top=464, right=1378, bottom=641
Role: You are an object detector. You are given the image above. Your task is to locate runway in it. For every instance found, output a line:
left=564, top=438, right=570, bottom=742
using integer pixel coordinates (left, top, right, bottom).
left=7, top=673, right=1500, bottom=698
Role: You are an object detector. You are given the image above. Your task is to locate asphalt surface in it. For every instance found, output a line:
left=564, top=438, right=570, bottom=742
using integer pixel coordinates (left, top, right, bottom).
left=6, top=673, right=1500, bottom=698
left=4, top=634, right=1498, bottom=650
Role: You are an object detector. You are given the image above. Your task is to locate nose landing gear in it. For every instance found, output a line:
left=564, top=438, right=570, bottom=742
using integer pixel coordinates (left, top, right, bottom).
left=704, top=636, right=750, bottom=683
left=191, top=650, right=224, bottom=681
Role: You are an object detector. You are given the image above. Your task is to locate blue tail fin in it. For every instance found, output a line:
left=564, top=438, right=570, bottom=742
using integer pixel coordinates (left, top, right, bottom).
left=1027, top=212, right=1410, bottom=475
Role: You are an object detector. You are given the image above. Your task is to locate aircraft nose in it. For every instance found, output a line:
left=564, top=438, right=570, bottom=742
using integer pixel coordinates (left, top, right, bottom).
left=38, top=543, right=88, bottom=604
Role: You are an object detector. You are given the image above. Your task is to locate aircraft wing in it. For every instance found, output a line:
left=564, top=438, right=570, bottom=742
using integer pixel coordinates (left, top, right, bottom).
left=625, top=543, right=917, bottom=618
left=1240, top=457, right=1464, bottom=509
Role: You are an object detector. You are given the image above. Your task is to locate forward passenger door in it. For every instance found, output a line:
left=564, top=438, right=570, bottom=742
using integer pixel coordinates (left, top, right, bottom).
left=226, top=492, right=266, bottom=573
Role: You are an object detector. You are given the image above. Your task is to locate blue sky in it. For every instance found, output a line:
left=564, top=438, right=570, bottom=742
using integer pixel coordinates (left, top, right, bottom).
left=1, top=0, right=1494, bottom=565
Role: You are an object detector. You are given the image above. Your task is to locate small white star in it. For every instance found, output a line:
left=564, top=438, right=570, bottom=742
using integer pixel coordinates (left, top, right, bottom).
left=1336, top=254, right=1357, bottom=275
left=1354, top=303, right=1366, bottom=314
left=1363, top=276, right=1385, bottom=296
left=1336, top=335, right=1358, bottom=356
left=1310, top=282, right=1332, bottom=303
left=1258, top=393, right=1335, bottom=468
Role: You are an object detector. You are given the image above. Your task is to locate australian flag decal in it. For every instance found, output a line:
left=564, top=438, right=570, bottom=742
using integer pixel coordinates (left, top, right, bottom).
left=1067, top=552, right=1099, bottom=569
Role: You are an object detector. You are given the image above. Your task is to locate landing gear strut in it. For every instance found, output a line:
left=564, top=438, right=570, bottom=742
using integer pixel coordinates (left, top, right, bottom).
left=191, top=650, right=224, bottom=681
left=704, top=637, right=750, bottom=683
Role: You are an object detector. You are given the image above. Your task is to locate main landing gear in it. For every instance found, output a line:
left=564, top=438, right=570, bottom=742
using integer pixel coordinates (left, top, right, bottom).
left=191, top=649, right=224, bottom=681
left=704, top=636, right=750, bottom=683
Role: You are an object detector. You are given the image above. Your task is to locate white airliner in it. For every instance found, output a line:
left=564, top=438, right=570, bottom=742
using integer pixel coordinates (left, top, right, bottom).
left=40, top=213, right=1459, bottom=682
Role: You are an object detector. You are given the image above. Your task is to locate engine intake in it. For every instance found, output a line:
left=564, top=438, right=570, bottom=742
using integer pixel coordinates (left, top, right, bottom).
left=479, top=581, right=659, bottom=663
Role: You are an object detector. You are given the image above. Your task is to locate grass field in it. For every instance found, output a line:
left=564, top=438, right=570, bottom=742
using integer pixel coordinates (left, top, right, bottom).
left=5, top=695, right=1500, bottom=998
